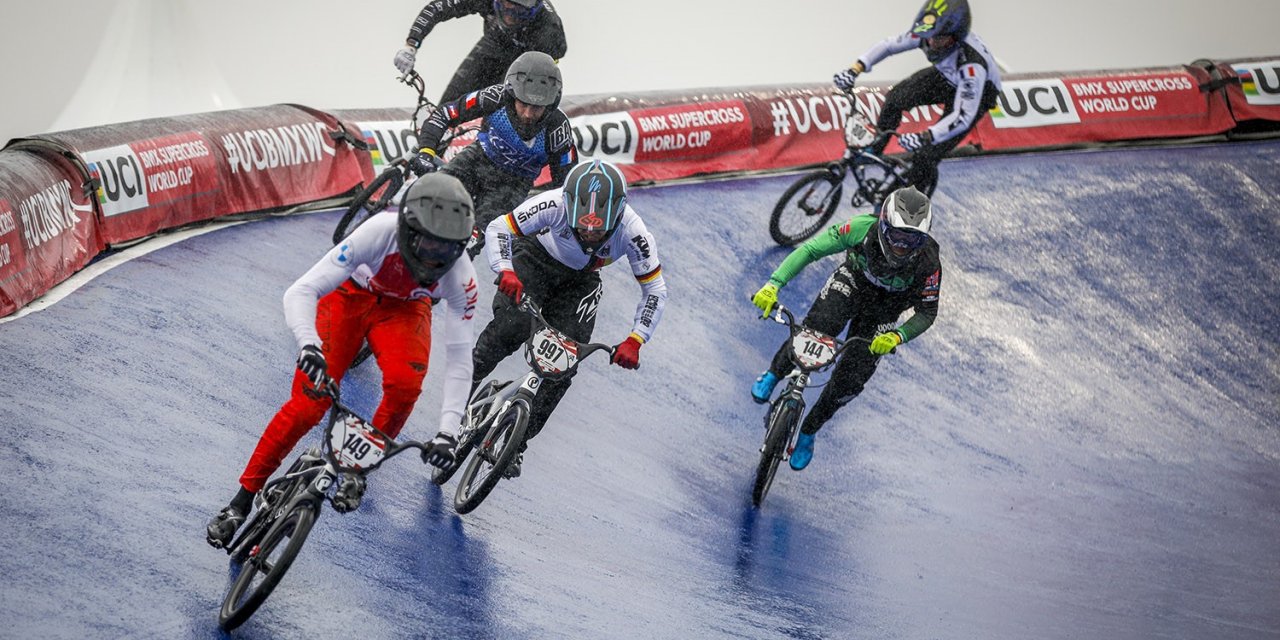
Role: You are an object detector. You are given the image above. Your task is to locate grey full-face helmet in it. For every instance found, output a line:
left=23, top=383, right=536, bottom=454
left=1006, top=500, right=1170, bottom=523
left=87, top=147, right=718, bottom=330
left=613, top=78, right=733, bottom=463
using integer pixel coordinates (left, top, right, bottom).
left=397, top=173, right=475, bottom=286
left=505, top=51, right=562, bottom=107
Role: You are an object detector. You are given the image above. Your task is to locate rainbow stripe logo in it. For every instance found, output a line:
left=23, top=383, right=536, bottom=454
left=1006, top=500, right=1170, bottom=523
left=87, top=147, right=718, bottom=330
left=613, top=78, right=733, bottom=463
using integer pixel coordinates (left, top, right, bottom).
left=1232, top=62, right=1280, bottom=106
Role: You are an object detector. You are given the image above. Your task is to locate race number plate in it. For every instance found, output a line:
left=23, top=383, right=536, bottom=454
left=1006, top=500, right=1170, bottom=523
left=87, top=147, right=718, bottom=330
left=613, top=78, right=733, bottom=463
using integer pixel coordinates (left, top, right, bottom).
left=792, top=329, right=838, bottom=369
left=844, top=110, right=877, bottom=148
left=531, top=328, right=579, bottom=375
left=329, top=413, right=388, bottom=469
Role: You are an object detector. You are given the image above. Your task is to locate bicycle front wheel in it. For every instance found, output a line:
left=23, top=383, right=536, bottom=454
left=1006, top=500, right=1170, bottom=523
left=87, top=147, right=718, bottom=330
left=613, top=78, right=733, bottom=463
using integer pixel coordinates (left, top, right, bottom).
left=218, top=502, right=319, bottom=631
left=454, top=402, right=529, bottom=514
left=769, top=170, right=843, bottom=246
left=333, top=168, right=406, bottom=244
left=752, top=400, right=799, bottom=507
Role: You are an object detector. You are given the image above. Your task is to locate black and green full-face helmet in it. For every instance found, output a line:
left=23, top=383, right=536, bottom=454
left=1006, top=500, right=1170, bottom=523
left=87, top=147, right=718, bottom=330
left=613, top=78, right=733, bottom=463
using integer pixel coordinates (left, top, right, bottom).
left=505, top=51, right=562, bottom=107
left=397, top=173, right=474, bottom=285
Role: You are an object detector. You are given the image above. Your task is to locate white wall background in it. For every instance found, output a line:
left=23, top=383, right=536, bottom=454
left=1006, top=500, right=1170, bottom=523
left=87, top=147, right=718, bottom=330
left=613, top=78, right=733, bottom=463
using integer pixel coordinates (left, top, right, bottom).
left=1, top=0, right=1277, bottom=144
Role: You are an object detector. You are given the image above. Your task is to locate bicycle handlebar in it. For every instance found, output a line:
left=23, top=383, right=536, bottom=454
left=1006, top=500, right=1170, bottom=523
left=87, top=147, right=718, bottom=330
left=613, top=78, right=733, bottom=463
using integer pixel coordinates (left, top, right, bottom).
left=768, top=303, right=876, bottom=367
left=312, top=377, right=434, bottom=474
left=519, top=297, right=617, bottom=362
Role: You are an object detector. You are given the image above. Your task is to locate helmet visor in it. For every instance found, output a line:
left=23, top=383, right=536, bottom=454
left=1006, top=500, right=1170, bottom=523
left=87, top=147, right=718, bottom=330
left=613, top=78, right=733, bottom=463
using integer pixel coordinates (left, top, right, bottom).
left=494, top=0, right=540, bottom=23
left=880, top=218, right=928, bottom=254
left=408, top=231, right=465, bottom=270
left=925, top=34, right=958, bottom=59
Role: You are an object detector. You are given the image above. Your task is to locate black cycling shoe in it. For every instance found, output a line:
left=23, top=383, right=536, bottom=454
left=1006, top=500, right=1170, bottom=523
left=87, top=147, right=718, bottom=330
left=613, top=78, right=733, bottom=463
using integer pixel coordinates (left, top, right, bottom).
left=502, top=452, right=523, bottom=479
left=206, top=506, right=246, bottom=549
left=331, top=474, right=366, bottom=513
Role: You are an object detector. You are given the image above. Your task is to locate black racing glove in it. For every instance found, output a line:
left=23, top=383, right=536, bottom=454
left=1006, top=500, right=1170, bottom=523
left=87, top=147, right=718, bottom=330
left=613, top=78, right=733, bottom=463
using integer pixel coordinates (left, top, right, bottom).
left=297, top=344, right=328, bottom=388
left=407, top=148, right=442, bottom=176
left=422, top=432, right=458, bottom=469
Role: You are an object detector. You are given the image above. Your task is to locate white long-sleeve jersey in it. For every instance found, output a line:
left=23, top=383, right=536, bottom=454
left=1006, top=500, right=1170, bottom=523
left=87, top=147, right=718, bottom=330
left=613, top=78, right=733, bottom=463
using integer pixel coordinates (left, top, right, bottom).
left=282, top=211, right=479, bottom=436
left=857, top=31, right=1002, bottom=145
left=483, top=188, right=668, bottom=344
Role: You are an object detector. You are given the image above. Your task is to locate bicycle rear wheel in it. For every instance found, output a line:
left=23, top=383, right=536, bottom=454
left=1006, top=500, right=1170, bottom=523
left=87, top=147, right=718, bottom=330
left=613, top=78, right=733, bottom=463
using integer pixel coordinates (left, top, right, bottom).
left=332, top=167, right=406, bottom=244
left=752, top=400, right=799, bottom=507
left=770, top=170, right=843, bottom=246
left=218, top=501, right=319, bottom=631
left=454, top=402, right=528, bottom=514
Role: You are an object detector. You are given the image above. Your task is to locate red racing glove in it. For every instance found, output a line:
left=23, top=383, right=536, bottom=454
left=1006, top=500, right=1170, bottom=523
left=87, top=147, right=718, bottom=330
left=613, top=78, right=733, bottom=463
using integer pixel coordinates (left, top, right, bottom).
left=496, top=269, right=523, bottom=304
left=611, top=335, right=643, bottom=370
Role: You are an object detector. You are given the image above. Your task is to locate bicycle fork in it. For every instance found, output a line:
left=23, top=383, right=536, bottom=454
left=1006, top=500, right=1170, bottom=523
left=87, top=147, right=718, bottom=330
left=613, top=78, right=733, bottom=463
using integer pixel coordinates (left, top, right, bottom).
left=762, top=372, right=809, bottom=460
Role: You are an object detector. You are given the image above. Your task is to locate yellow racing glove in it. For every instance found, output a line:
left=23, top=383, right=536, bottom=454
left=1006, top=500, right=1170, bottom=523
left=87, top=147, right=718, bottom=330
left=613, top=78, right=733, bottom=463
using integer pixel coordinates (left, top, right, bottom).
left=869, top=331, right=903, bottom=356
left=751, top=283, right=779, bottom=318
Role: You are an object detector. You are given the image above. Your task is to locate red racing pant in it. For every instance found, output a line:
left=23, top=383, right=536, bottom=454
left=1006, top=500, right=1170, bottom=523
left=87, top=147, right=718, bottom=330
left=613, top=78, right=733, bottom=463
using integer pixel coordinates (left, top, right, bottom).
left=239, top=281, right=432, bottom=493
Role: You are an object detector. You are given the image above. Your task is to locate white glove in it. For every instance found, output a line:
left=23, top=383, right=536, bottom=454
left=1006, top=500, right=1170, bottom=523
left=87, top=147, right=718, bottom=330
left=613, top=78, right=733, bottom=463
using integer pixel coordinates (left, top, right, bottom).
left=833, top=68, right=860, bottom=92
left=899, top=130, right=933, bottom=152
left=393, top=45, right=418, bottom=74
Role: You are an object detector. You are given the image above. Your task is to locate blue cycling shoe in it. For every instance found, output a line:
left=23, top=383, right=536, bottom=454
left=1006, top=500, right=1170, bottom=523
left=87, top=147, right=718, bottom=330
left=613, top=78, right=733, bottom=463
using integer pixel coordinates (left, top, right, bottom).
left=751, top=371, right=779, bottom=404
left=790, top=432, right=815, bottom=470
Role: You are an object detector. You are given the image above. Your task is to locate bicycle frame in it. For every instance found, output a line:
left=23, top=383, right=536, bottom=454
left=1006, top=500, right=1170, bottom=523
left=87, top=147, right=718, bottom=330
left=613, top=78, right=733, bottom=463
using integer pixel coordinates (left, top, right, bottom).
left=763, top=304, right=866, bottom=457
left=834, top=115, right=913, bottom=211
left=227, top=382, right=432, bottom=554
left=461, top=298, right=615, bottom=443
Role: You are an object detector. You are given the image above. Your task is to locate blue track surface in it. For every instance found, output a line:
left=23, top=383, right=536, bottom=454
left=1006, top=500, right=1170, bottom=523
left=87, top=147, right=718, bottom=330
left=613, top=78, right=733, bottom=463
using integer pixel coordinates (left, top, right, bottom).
left=1, top=141, right=1278, bottom=639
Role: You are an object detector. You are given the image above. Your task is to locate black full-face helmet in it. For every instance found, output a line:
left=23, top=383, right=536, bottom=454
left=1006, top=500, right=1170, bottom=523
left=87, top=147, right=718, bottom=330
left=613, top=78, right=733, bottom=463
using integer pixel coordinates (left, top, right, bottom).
left=563, top=159, right=627, bottom=256
left=911, top=0, right=972, bottom=62
left=875, top=186, right=933, bottom=268
left=397, top=173, right=474, bottom=286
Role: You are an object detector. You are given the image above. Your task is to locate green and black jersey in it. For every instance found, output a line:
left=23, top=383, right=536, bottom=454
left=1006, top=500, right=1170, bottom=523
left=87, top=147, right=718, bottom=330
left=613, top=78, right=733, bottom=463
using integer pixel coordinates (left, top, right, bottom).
left=767, top=215, right=942, bottom=343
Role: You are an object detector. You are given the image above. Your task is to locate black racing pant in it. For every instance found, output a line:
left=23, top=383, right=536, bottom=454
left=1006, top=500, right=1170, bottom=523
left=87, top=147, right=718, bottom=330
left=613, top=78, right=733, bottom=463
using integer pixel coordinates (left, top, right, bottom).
left=441, top=144, right=534, bottom=259
left=439, top=37, right=521, bottom=105
left=471, top=239, right=603, bottom=445
left=767, top=261, right=912, bottom=435
left=871, top=66, right=1000, bottom=196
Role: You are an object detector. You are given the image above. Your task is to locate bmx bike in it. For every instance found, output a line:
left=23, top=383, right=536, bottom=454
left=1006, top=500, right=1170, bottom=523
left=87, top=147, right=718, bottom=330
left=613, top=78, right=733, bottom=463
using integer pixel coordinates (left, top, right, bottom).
left=768, top=108, right=914, bottom=246
left=431, top=298, right=615, bottom=514
left=751, top=303, right=870, bottom=507
left=332, top=69, right=479, bottom=244
left=216, top=380, right=437, bottom=631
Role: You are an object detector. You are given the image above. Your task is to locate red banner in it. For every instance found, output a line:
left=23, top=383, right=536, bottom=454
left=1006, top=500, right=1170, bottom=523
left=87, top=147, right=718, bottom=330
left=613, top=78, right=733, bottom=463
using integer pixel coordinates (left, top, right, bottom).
left=0, top=149, right=101, bottom=316
left=37, top=105, right=369, bottom=244
left=2, top=58, right=1277, bottom=318
left=973, top=67, right=1236, bottom=150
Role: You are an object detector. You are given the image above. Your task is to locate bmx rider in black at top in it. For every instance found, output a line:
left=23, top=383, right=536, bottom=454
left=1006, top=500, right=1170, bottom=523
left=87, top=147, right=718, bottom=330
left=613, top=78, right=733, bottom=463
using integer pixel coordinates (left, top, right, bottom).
left=832, top=0, right=1001, bottom=196
left=393, top=0, right=567, bottom=105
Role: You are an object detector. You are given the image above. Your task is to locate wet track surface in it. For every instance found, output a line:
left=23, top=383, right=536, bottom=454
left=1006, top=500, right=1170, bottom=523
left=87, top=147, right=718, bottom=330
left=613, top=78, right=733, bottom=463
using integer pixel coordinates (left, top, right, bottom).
left=1, top=141, right=1278, bottom=639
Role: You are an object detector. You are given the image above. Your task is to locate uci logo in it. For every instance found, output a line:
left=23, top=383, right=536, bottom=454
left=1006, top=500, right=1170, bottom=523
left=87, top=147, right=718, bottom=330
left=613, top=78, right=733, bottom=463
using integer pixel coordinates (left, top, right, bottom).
left=83, top=144, right=150, bottom=216
left=570, top=111, right=636, bottom=163
left=1234, top=62, right=1280, bottom=106
left=989, top=79, right=1081, bottom=129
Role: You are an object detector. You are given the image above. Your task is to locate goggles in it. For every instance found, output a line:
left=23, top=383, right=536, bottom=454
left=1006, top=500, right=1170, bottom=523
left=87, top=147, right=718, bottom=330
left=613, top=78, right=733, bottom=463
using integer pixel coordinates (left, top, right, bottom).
left=880, top=218, right=928, bottom=253
left=493, top=0, right=541, bottom=23
left=408, top=231, right=465, bottom=268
